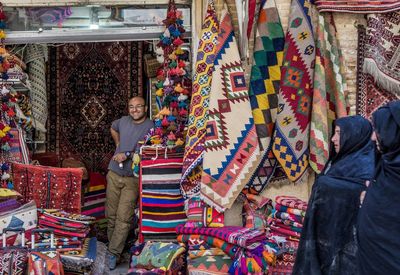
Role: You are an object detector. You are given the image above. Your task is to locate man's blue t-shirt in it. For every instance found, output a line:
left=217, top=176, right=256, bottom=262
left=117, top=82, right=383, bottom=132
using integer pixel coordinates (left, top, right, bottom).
left=108, top=116, right=153, bottom=176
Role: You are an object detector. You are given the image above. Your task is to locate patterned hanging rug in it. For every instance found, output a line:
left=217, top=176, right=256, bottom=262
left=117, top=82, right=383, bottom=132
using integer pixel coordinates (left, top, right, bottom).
left=181, top=1, right=219, bottom=197
left=309, top=14, right=348, bottom=174
left=356, top=25, right=400, bottom=118
left=200, top=4, right=261, bottom=212
left=244, top=0, right=285, bottom=194
left=47, top=42, right=142, bottom=173
left=271, top=0, right=315, bottom=183
left=362, top=11, right=400, bottom=96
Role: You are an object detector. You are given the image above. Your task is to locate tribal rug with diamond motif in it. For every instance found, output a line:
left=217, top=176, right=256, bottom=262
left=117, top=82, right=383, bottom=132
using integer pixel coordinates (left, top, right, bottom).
left=271, top=0, right=315, bottom=183
left=200, top=6, right=261, bottom=212
left=47, top=42, right=143, bottom=173
left=181, top=1, right=219, bottom=197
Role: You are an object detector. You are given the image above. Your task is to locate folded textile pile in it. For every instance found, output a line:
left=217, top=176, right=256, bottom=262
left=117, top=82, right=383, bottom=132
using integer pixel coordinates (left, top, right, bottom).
left=60, top=237, right=98, bottom=275
left=81, top=172, right=107, bottom=242
left=0, top=199, right=37, bottom=245
left=176, top=225, right=276, bottom=274
left=0, top=188, right=22, bottom=214
left=270, top=196, right=307, bottom=241
left=127, top=241, right=186, bottom=274
left=36, top=210, right=97, bottom=274
left=38, top=209, right=94, bottom=239
left=267, top=196, right=307, bottom=274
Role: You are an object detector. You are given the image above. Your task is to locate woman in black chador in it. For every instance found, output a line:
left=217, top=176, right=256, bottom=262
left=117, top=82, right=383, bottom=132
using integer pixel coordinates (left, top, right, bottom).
left=293, top=115, right=375, bottom=275
left=357, top=101, right=400, bottom=275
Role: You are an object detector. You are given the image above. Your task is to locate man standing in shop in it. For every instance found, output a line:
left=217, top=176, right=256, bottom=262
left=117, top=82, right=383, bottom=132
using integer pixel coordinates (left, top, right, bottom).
left=106, top=96, right=154, bottom=270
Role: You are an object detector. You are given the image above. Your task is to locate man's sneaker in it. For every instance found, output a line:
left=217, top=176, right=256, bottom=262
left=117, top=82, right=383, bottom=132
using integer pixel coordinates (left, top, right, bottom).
left=108, top=254, right=117, bottom=270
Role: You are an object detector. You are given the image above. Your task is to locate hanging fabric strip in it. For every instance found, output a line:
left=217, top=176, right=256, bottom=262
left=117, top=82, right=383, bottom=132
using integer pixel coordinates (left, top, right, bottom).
left=244, top=0, right=285, bottom=194
left=181, top=0, right=219, bottom=197
left=309, top=13, right=348, bottom=174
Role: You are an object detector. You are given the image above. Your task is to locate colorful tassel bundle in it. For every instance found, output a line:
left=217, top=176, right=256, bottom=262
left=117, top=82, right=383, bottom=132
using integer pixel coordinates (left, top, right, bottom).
left=151, top=0, right=191, bottom=147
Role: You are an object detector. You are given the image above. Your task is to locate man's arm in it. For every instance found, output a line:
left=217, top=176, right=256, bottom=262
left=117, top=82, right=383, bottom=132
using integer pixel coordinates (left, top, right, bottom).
left=110, top=127, right=120, bottom=148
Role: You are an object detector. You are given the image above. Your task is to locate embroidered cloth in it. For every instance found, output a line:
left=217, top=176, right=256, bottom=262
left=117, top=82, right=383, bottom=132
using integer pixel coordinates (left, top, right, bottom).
left=12, top=163, right=82, bottom=213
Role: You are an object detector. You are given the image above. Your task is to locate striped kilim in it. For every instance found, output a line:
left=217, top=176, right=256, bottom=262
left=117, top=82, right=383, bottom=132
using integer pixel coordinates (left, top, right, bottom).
left=244, top=0, right=285, bottom=194
left=200, top=5, right=261, bottom=212
left=315, top=1, right=400, bottom=13
left=309, top=14, right=348, bottom=174
left=140, top=158, right=186, bottom=240
left=181, top=1, right=219, bottom=197
left=271, top=0, right=315, bottom=183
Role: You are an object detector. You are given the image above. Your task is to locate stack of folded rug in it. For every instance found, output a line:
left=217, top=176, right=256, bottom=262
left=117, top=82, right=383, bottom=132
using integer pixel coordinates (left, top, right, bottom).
left=267, top=196, right=307, bottom=275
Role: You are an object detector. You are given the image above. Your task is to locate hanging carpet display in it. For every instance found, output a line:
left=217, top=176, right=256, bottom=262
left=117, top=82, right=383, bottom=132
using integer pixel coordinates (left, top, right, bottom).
left=309, top=14, right=348, bottom=174
left=271, top=0, right=315, bottom=183
left=363, top=11, right=400, bottom=96
left=47, top=42, right=143, bottom=173
left=200, top=4, right=260, bottom=212
left=244, top=0, right=285, bottom=194
left=356, top=25, right=400, bottom=119
left=181, top=1, right=219, bottom=197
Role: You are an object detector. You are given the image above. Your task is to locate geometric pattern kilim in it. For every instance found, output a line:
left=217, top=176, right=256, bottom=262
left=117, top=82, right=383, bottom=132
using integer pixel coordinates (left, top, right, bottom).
left=201, top=6, right=260, bottom=212
left=181, top=1, right=219, bottom=197
left=245, top=0, right=285, bottom=194
left=309, top=14, right=348, bottom=174
left=271, top=0, right=315, bottom=183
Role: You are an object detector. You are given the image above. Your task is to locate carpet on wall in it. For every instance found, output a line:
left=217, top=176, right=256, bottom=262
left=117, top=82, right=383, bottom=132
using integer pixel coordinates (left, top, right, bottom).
left=47, top=42, right=143, bottom=173
left=356, top=25, right=399, bottom=119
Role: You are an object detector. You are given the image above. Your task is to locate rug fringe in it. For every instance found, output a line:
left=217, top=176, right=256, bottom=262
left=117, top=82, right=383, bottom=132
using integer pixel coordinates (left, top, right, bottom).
left=363, top=59, right=400, bottom=96
left=200, top=192, right=225, bottom=213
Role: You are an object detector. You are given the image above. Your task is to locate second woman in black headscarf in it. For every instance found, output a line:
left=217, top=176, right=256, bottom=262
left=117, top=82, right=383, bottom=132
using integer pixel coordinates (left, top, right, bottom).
left=357, top=101, right=400, bottom=274
left=293, top=115, right=375, bottom=275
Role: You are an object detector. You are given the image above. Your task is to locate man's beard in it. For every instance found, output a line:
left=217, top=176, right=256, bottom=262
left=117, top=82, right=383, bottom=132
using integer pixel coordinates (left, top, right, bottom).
left=132, top=113, right=146, bottom=121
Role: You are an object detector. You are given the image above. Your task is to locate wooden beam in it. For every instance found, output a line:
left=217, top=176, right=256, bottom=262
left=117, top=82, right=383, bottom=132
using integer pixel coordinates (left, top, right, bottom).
left=1, top=0, right=191, bottom=7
